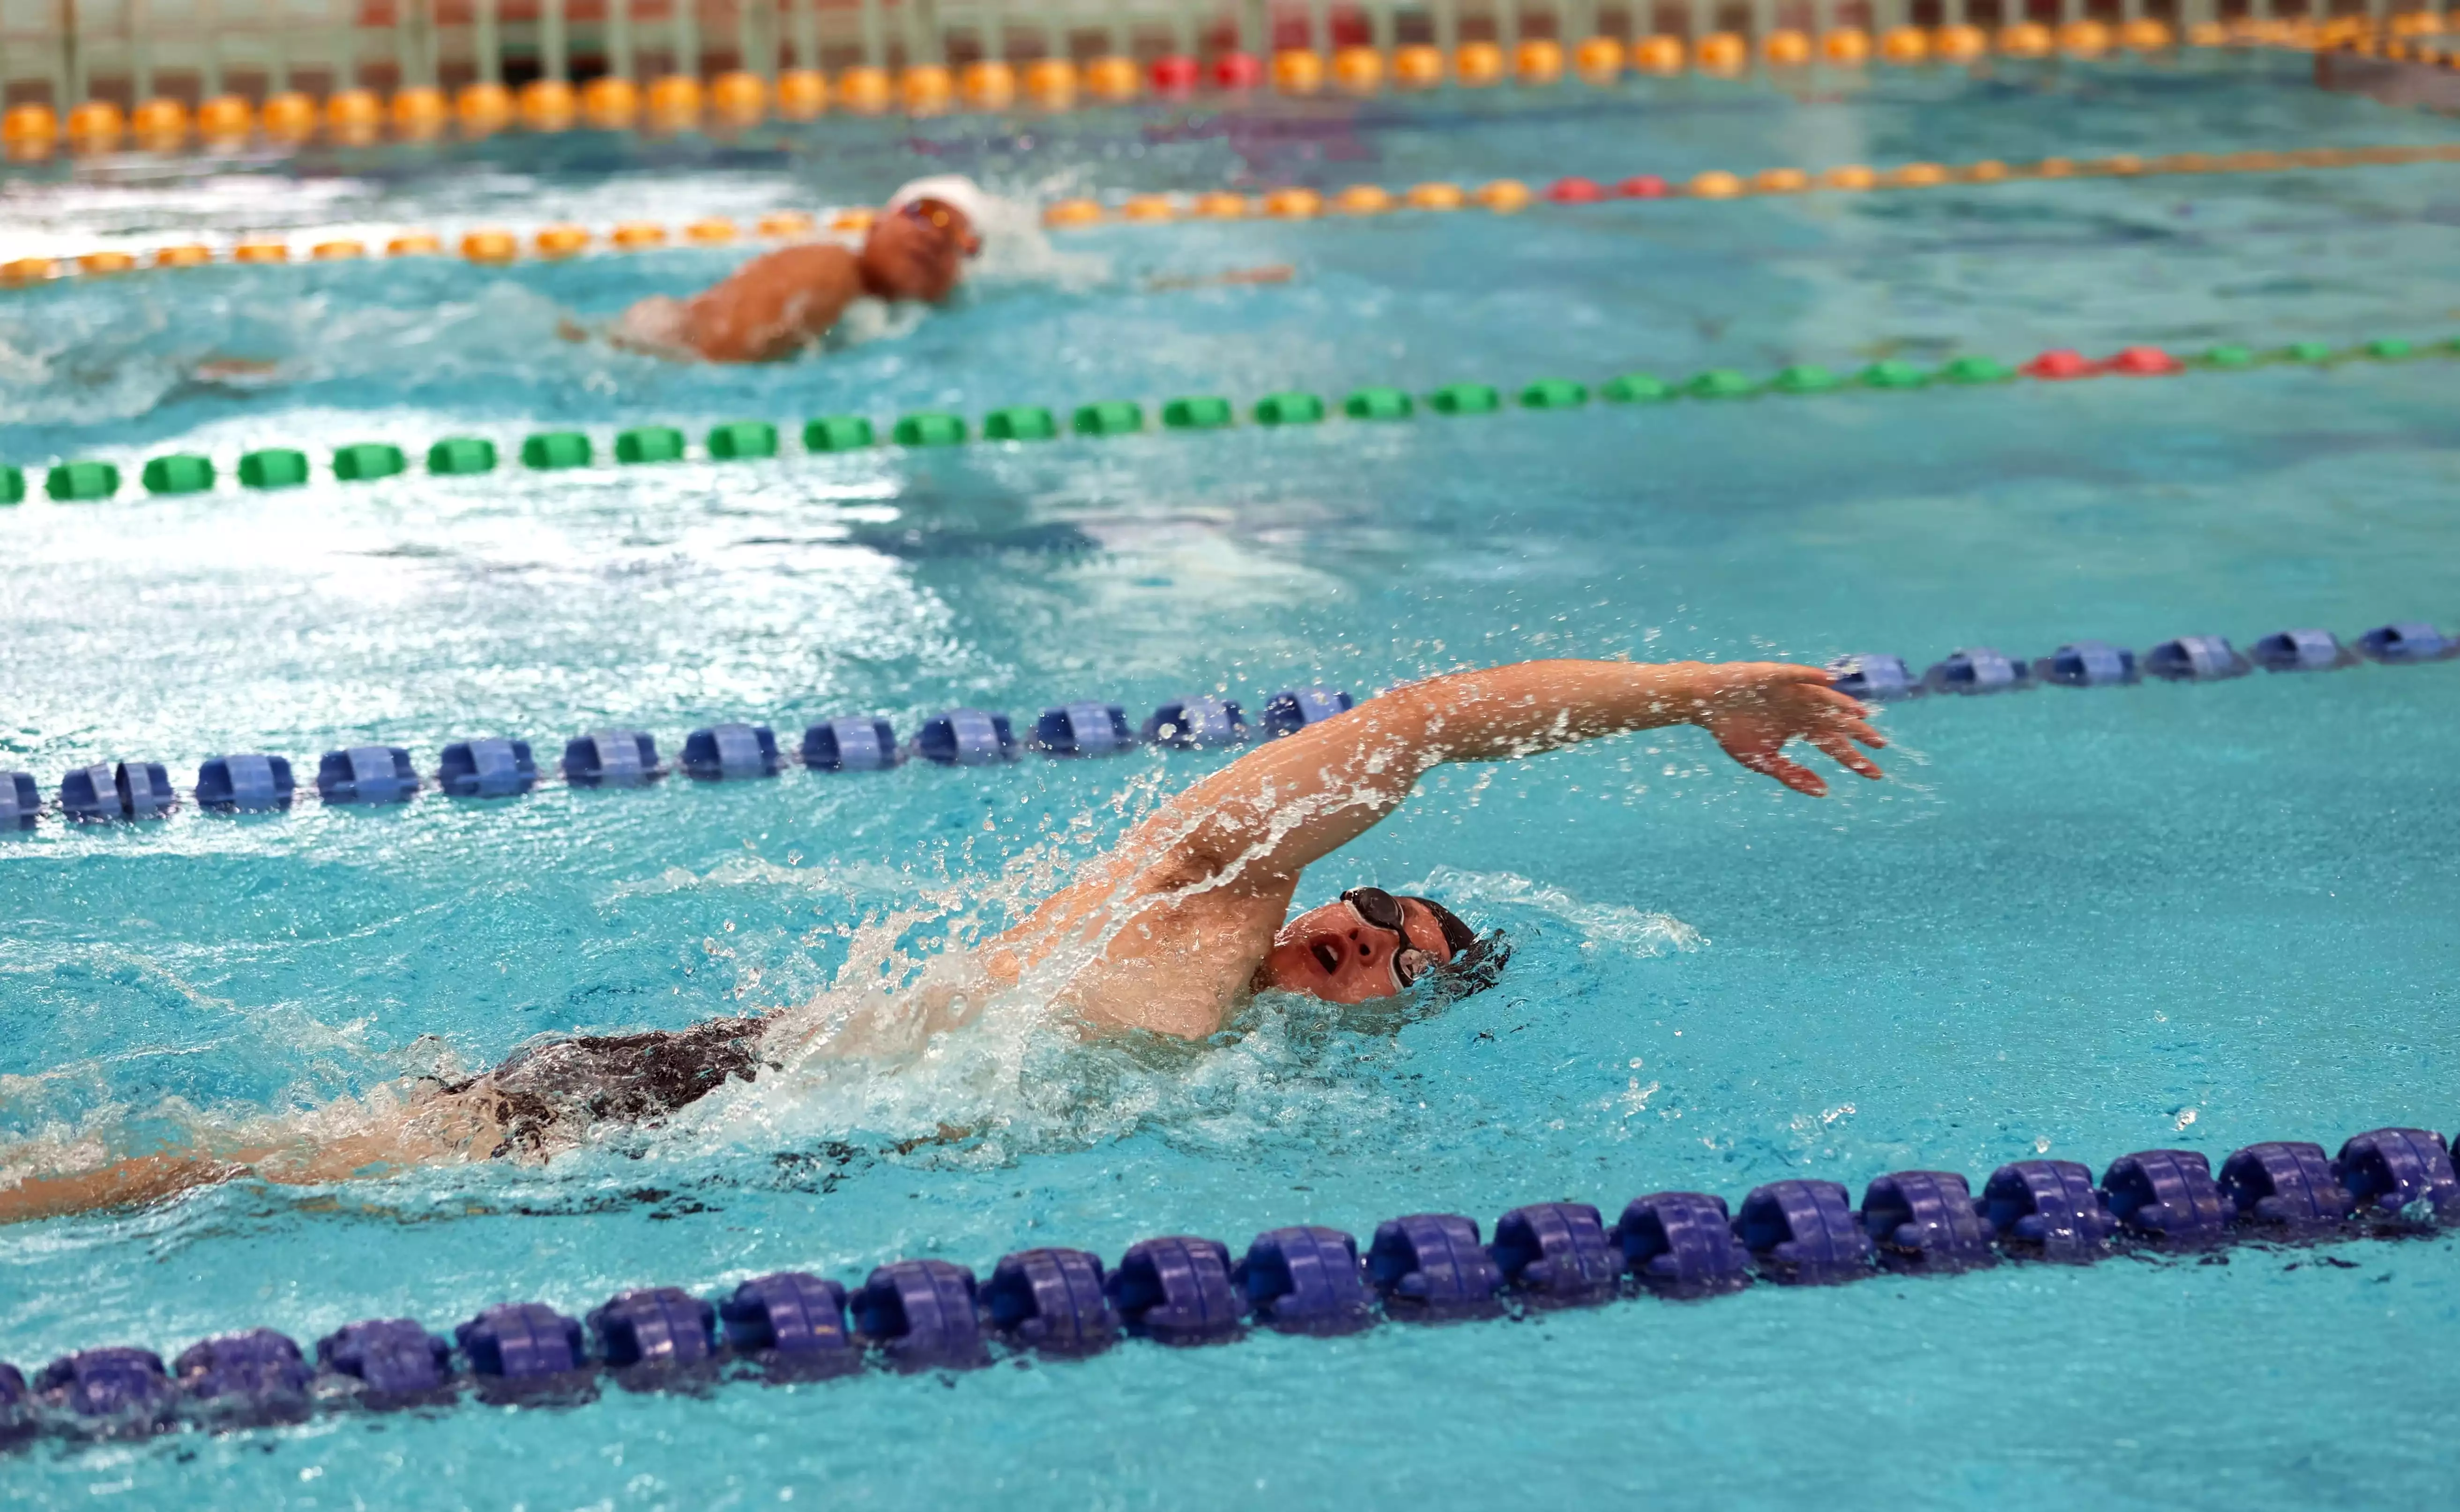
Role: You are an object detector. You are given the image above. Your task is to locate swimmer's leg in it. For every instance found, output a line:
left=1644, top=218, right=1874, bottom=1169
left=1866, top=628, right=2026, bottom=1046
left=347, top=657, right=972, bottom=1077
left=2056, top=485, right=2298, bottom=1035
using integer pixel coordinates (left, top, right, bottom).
left=0, top=1091, right=506, bottom=1224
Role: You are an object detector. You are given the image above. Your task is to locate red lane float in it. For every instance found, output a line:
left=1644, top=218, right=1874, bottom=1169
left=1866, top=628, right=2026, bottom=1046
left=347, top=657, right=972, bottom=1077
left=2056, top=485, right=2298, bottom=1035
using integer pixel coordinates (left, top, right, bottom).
left=1618, top=174, right=1671, bottom=198
left=2022, top=349, right=2099, bottom=380
left=1547, top=176, right=1608, bottom=202
left=1149, top=56, right=1200, bottom=94
left=2104, top=344, right=2184, bottom=375
left=1212, top=52, right=1264, bottom=89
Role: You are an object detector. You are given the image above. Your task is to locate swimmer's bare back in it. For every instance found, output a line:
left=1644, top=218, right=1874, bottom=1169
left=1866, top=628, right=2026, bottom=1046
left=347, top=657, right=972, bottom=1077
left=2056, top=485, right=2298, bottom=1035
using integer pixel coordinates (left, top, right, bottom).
left=582, top=189, right=980, bottom=362
left=572, top=244, right=866, bottom=362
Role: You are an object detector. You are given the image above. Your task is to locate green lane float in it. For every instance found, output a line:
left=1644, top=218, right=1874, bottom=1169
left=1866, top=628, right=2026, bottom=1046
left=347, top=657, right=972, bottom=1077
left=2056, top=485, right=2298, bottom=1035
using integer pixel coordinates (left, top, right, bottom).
left=1687, top=369, right=1759, bottom=399
left=982, top=407, right=1058, bottom=442
left=1162, top=396, right=1233, bottom=430
left=21, top=331, right=2458, bottom=510
left=48, top=461, right=119, bottom=500
left=1428, top=383, right=1500, bottom=415
left=427, top=437, right=498, bottom=475
left=333, top=442, right=406, bottom=481
left=616, top=426, right=686, bottom=464
left=522, top=432, right=592, bottom=469
left=708, top=420, right=779, bottom=458
left=239, top=448, right=310, bottom=489
left=1601, top=373, right=1674, bottom=402
left=1343, top=387, right=1413, bottom=420
left=805, top=416, right=875, bottom=452
left=1939, top=356, right=2016, bottom=384
left=1072, top=401, right=1143, bottom=436
left=892, top=413, right=966, bottom=447
left=1858, top=360, right=1930, bottom=389
left=1769, top=365, right=1841, bottom=395
left=1520, top=379, right=1589, bottom=409
left=1253, top=392, right=1326, bottom=425
left=142, top=454, right=215, bottom=495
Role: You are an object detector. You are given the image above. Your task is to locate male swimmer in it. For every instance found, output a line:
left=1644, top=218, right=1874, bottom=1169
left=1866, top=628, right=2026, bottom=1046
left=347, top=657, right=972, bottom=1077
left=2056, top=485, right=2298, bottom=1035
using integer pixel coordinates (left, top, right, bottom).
left=0, top=657, right=1883, bottom=1223
left=583, top=174, right=989, bottom=362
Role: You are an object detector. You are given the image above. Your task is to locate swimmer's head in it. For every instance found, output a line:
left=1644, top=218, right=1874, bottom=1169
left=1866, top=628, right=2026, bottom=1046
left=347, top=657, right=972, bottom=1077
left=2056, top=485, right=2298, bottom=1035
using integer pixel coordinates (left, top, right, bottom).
left=1253, top=888, right=1507, bottom=1005
left=865, top=175, right=988, bottom=301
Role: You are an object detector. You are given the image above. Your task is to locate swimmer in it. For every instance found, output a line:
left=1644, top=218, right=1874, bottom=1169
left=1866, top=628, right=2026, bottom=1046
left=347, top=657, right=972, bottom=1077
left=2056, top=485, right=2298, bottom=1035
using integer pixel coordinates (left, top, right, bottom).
left=0, top=657, right=1882, bottom=1222
left=571, top=175, right=988, bottom=362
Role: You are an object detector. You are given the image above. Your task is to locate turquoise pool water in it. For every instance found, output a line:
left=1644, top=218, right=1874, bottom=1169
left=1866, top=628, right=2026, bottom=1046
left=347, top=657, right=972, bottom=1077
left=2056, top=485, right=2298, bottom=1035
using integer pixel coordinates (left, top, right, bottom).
left=4, top=49, right=2460, bottom=1508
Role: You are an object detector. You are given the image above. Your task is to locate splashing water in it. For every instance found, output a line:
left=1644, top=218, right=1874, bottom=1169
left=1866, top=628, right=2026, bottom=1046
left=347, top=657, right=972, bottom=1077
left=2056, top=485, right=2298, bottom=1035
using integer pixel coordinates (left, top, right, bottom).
left=1410, top=866, right=1707, bottom=956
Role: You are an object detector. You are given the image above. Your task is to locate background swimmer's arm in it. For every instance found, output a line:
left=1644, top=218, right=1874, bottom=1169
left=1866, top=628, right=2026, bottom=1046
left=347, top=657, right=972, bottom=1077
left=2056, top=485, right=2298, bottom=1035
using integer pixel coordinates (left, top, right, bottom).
left=1004, top=660, right=1881, bottom=1036
left=677, top=244, right=865, bottom=361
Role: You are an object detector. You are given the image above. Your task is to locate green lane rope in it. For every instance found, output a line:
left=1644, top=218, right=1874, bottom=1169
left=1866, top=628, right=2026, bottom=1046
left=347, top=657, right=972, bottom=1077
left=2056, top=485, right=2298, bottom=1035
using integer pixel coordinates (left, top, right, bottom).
left=5, top=335, right=2454, bottom=506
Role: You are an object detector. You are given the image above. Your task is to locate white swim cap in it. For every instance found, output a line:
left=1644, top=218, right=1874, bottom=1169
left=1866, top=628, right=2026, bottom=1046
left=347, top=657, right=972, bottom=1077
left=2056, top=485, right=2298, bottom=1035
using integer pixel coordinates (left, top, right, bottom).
left=884, top=174, right=994, bottom=237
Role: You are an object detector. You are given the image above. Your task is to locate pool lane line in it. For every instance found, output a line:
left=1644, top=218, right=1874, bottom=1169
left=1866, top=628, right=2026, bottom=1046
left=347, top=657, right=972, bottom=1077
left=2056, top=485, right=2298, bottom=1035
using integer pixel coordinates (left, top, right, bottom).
left=3, top=1126, right=2451, bottom=1433
left=4, top=333, right=2454, bottom=509
left=7, top=624, right=2454, bottom=828
left=1039, top=142, right=2460, bottom=226
left=0, top=207, right=882, bottom=286
left=9, top=139, right=2457, bottom=288
left=0, top=16, right=2345, bottom=172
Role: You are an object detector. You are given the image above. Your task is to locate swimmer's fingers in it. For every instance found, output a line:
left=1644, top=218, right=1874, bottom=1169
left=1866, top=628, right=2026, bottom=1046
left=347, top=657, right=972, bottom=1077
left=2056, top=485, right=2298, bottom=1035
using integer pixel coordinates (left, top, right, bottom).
left=1718, top=736, right=1829, bottom=797
left=1738, top=748, right=1829, bottom=797
left=1807, top=729, right=1886, bottom=781
left=1818, top=709, right=1887, bottom=750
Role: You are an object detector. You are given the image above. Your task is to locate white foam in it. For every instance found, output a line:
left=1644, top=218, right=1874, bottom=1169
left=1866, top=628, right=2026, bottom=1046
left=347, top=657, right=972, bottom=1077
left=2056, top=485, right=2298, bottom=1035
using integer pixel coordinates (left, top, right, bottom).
left=1409, top=866, right=1707, bottom=956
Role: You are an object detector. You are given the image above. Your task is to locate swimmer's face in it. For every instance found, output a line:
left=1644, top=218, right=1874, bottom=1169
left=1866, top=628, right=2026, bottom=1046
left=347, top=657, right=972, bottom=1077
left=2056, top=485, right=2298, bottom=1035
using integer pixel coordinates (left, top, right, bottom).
left=1254, top=894, right=1455, bottom=1005
left=860, top=197, right=978, bottom=302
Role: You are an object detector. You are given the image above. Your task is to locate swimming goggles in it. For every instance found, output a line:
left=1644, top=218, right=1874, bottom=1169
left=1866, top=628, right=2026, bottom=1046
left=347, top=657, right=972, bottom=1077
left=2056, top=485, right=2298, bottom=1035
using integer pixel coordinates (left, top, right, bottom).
left=899, top=196, right=983, bottom=257
left=1341, top=887, right=1445, bottom=990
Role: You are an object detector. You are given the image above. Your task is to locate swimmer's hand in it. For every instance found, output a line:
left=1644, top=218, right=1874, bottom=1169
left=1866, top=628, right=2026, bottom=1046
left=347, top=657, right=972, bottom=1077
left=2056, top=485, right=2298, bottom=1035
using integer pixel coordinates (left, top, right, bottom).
left=1682, top=662, right=1886, bottom=797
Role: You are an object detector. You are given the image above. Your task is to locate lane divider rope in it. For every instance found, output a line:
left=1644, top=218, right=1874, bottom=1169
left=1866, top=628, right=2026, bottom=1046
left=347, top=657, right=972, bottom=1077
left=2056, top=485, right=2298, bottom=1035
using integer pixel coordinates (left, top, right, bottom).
left=5, top=618, right=2453, bottom=829
left=3, top=332, right=2452, bottom=506
left=2, top=1123, right=2453, bottom=1432
left=1038, top=142, right=2460, bottom=227
left=7, top=138, right=2453, bottom=288
left=0, top=207, right=880, bottom=286
left=0, top=16, right=2350, bottom=170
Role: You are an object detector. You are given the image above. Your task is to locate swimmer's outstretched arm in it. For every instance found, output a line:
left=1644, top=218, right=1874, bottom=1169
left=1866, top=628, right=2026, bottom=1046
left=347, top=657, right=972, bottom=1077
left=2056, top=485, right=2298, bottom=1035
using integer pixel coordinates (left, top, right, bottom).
left=999, top=659, right=1883, bottom=1035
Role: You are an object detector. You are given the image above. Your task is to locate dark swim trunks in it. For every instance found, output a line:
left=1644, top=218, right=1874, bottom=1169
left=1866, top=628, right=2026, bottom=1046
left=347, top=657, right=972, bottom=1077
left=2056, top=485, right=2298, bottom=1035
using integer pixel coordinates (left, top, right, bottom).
left=463, top=1015, right=773, bottom=1157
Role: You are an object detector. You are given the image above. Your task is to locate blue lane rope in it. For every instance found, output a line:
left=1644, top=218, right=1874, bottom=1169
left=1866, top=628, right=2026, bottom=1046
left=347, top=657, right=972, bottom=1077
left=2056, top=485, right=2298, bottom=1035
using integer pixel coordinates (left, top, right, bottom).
left=3, top=1125, right=2453, bottom=1438
left=0, top=687, right=1353, bottom=827
left=4, top=621, right=2453, bottom=830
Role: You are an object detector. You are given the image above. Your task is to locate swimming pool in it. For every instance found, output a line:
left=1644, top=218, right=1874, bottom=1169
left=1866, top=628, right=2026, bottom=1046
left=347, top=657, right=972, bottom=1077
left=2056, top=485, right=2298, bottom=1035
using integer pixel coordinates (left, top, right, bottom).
left=5, top=47, right=2460, bottom=1508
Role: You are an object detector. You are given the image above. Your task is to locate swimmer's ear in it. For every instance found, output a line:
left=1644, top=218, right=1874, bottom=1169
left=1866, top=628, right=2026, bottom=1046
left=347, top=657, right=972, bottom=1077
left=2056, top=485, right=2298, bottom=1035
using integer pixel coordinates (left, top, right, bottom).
left=1424, top=929, right=1511, bottom=1003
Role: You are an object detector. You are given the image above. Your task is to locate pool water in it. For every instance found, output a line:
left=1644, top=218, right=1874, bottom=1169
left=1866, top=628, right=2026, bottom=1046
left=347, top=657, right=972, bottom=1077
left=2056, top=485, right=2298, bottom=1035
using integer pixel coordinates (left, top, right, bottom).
left=5, top=49, right=2460, bottom=1509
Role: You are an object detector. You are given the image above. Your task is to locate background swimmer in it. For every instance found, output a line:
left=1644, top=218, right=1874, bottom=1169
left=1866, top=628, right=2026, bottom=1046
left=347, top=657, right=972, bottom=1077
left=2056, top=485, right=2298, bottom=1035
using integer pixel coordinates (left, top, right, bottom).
left=0, top=656, right=1880, bottom=1223
left=568, top=174, right=988, bottom=362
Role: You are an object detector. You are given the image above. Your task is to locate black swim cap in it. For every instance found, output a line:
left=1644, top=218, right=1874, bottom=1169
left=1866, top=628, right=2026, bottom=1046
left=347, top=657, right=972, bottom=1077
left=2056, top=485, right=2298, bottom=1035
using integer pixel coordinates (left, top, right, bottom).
left=1397, top=895, right=1510, bottom=998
